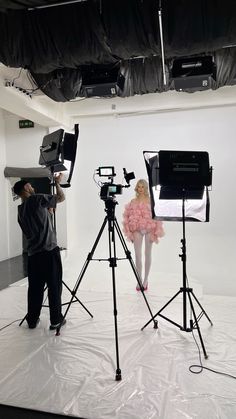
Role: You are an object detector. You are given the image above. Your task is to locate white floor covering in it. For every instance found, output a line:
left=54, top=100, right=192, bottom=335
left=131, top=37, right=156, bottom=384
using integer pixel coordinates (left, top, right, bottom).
left=0, top=253, right=236, bottom=419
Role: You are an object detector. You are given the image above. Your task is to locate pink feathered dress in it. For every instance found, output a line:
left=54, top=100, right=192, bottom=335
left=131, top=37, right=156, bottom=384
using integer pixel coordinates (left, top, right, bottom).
left=123, top=199, right=164, bottom=243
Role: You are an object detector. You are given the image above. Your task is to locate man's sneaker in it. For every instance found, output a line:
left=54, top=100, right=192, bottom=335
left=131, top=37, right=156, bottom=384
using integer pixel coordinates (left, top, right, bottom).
left=49, top=318, right=66, bottom=330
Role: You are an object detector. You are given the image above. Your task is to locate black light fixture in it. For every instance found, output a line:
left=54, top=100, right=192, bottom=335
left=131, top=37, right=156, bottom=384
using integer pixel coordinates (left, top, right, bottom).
left=172, top=55, right=216, bottom=92
left=80, top=64, right=125, bottom=98
left=39, top=124, right=79, bottom=187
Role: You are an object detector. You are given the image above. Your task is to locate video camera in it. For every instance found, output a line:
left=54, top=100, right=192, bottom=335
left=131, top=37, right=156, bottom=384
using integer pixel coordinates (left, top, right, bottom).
left=96, top=166, right=135, bottom=201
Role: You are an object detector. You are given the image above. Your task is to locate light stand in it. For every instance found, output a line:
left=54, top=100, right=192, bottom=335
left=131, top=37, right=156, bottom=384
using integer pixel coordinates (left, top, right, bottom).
left=48, top=166, right=93, bottom=317
left=141, top=190, right=213, bottom=359
left=55, top=197, right=157, bottom=381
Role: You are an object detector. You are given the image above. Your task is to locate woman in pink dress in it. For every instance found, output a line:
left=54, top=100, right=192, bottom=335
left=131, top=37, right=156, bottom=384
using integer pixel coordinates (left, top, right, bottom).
left=123, top=179, right=164, bottom=291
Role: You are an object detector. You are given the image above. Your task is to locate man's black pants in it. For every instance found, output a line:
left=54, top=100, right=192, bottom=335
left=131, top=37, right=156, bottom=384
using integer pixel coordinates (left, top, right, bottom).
left=27, top=247, right=63, bottom=326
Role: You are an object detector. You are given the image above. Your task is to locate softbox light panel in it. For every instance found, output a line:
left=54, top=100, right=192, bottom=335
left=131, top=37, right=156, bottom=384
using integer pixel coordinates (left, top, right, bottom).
left=144, top=151, right=211, bottom=222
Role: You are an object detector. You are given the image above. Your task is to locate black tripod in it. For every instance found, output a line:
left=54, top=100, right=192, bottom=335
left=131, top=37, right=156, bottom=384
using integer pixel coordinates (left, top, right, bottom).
left=19, top=167, right=93, bottom=327
left=56, top=197, right=157, bottom=381
left=141, top=196, right=213, bottom=359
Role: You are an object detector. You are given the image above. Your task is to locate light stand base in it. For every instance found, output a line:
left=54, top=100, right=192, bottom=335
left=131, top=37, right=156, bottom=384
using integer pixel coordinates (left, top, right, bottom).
left=142, top=285, right=213, bottom=359
left=115, top=369, right=122, bottom=381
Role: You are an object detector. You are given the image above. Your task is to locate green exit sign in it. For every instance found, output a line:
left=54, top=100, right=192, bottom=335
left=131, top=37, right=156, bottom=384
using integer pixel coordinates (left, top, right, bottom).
left=19, top=120, right=34, bottom=129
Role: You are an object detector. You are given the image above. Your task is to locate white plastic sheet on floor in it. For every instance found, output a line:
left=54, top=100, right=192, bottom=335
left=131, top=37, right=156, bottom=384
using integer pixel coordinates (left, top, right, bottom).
left=0, top=251, right=236, bottom=419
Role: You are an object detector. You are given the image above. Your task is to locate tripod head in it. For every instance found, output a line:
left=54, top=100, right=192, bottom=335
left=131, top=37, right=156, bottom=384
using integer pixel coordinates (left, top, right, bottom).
left=104, top=197, right=118, bottom=220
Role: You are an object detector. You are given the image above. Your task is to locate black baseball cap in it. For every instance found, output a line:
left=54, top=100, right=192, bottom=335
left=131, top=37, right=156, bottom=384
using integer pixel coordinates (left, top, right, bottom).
left=13, top=180, right=28, bottom=196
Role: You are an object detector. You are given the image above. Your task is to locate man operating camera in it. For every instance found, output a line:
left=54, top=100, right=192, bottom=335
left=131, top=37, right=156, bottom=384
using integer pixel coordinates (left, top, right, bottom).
left=13, top=173, right=66, bottom=330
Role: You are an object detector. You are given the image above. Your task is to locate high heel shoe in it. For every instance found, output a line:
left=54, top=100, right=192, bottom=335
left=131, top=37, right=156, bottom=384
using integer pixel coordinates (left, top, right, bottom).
left=136, top=284, right=141, bottom=291
left=143, top=281, right=148, bottom=291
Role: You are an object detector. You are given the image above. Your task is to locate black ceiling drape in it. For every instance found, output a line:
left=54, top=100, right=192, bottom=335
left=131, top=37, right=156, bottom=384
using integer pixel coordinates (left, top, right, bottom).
left=0, top=2, right=115, bottom=73
left=163, top=0, right=236, bottom=57
left=31, top=68, right=83, bottom=102
left=1, top=0, right=236, bottom=101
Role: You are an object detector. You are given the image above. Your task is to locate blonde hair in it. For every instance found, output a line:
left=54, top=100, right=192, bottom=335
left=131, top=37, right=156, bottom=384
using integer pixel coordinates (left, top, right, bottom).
left=134, top=179, right=149, bottom=198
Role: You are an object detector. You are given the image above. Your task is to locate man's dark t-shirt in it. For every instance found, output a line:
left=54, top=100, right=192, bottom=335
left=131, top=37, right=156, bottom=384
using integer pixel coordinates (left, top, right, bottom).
left=18, top=194, right=57, bottom=256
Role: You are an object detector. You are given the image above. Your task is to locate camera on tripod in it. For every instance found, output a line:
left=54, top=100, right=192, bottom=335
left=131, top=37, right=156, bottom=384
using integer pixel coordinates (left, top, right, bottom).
left=96, top=166, right=135, bottom=201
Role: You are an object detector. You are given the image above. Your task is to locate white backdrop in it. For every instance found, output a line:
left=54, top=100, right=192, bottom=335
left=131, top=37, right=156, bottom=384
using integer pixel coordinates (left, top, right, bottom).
left=67, top=106, right=236, bottom=297
left=2, top=106, right=236, bottom=296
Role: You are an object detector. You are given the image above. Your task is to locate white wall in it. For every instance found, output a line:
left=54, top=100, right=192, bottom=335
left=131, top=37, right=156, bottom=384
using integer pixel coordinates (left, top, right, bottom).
left=4, top=112, right=67, bottom=257
left=66, top=106, right=236, bottom=296
left=3, top=105, right=236, bottom=296
left=0, top=110, right=9, bottom=261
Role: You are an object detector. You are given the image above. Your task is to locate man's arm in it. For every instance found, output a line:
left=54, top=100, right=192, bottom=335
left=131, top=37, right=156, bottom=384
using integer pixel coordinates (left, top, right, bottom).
left=54, top=173, right=65, bottom=203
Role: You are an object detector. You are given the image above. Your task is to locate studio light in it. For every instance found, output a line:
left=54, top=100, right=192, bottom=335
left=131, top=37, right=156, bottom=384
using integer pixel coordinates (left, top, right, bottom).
left=80, top=64, right=125, bottom=97
left=172, top=55, right=216, bottom=92
left=39, top=124, right=79, bottom=187
left=142, top=149, right=213, bottom=359
left=143, top=150, right=212, bottom=222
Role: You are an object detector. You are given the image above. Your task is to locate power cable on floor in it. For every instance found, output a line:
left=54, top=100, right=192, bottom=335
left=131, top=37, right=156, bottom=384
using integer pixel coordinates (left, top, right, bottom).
left=0, top=319, right=22, bottom=331
left=189, top=329, right=236, bottom=379
left=186, top=276, right=236, bottom=380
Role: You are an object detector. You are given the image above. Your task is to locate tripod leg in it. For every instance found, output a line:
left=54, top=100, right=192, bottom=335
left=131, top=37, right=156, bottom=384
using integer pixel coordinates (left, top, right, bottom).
left=40, top=280, right=93, bottom=318
left=114, top=219, right=158, bottom=329
left=141, top=290, right=183, bottom=331
left=19, top=314, right=27, bottom=326
left=190, top=290, right=213, bottom=326
left=108, top=219, right=122, bottom=381
left=112, top=269, right=122, bottom=381
left=61, top=280, right=93, bottom=318
left=187, top=291, right=208, bottom=359
left=56, top=217, right=109, bottom=335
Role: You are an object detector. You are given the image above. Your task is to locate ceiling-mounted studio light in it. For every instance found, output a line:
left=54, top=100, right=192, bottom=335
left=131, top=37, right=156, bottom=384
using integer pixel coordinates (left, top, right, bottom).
left=80, top=64, right=125, bottom=98
left=172, top=56, right=216, bottom=92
